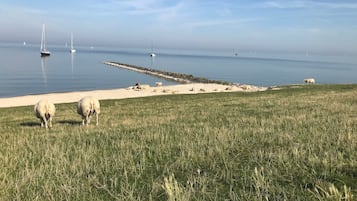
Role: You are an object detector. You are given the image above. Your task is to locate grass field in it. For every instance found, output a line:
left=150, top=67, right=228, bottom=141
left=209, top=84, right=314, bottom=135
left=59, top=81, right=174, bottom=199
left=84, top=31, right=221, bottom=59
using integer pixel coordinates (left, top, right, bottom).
left=0, top=84, right=356, bottom=200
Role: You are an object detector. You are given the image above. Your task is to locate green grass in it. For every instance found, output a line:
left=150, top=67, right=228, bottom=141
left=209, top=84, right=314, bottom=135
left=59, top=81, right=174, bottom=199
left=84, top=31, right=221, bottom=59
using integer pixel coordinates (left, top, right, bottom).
left=0, top=84, right=356, bottom=200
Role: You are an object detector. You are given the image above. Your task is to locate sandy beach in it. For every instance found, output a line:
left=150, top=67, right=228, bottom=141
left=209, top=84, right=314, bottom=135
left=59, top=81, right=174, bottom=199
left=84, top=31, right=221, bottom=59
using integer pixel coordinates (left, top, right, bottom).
left=0, top=83, right=267, bottom=108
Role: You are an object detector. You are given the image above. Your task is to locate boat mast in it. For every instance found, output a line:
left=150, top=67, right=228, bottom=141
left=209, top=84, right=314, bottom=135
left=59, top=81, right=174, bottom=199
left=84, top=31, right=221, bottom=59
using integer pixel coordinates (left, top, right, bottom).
left=41, top=24, right=46, bottom=51
left=70, top=32, right=73, bottom=49
left=70, top=32, right=76, bottom=53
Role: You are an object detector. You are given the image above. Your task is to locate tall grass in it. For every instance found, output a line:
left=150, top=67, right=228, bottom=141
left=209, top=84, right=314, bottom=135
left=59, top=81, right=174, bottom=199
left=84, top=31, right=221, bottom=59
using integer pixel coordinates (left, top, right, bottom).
left=0, top=84, right=356, bottom=200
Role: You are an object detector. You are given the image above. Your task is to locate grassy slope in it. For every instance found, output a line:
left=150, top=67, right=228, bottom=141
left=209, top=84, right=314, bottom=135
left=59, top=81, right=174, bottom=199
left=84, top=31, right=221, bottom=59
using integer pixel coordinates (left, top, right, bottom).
left=0, top=84, right=356, bottom=200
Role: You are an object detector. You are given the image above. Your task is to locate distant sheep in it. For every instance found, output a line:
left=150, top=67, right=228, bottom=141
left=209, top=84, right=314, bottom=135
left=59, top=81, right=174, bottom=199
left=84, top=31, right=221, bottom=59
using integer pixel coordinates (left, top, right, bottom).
left=240, top=85, right=252, bottom=90
left=34, top=99, right=56, bottom=129
left=134, top=83, right=150, bottom=90
left=155, top=82, right=163, bottom=86
left=304, top=78, right=315, bottom=84
left=77, top=96, right=100, bottom=126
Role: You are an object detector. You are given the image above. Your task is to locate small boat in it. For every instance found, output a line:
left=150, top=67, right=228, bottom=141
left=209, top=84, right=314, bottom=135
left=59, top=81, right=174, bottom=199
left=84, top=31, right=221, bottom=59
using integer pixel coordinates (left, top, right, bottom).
left=150, top=43, right=156, bottom=57
left=70, top=32, right=76, bottom=53
left=40, top=24, right=51, bottom=57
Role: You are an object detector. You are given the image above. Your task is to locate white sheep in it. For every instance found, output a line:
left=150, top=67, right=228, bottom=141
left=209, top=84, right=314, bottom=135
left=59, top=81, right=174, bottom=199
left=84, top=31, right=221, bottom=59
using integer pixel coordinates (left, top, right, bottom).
left=155, top=82, right=163, bottom=86
left=304, top=78, right=315, bottom=84
left=34, top=99, right=56, bottom=129
left=240, top=85, right=252, bottom=90
left=77, top=96, right=100, bottom=126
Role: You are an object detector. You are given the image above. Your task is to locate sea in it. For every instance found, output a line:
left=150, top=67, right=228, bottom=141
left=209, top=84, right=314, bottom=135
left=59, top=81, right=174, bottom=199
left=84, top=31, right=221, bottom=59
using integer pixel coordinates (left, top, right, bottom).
left=0, top=42, right=356, bottom=98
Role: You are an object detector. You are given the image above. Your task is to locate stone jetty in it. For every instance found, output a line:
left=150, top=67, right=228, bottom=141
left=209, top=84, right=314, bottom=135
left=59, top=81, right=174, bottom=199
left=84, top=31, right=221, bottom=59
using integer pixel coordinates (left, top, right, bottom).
left=103, top=61, right=232, bottom=85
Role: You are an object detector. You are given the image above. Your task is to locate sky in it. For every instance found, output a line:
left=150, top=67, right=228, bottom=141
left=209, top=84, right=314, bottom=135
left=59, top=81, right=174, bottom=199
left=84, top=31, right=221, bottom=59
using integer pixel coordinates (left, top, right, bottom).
left=1, top=0, right=357, bottom=54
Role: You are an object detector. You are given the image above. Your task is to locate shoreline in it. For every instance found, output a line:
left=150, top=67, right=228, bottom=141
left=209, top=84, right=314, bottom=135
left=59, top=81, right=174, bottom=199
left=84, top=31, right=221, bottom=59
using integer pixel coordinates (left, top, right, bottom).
left=0, top=83, right=268, bottom=108
left=0, top=61, right=268, bottom=108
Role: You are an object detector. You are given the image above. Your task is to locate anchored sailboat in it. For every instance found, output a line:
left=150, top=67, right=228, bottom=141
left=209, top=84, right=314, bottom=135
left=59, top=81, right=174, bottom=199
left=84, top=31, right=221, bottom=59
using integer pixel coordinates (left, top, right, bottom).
left=40, top=24, right=51, bottom=57
left=150, top=43, right=156, bottom=57
left=70, top=32, right=76, bottom=53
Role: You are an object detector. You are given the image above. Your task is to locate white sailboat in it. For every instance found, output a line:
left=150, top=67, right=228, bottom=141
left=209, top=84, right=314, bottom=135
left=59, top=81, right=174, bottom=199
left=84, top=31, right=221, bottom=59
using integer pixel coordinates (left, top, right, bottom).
left=150, top=43, right=156, bottom=57
left=40, top=24, right=51, bottom=57
left=70, top=32, right=76, bottom=53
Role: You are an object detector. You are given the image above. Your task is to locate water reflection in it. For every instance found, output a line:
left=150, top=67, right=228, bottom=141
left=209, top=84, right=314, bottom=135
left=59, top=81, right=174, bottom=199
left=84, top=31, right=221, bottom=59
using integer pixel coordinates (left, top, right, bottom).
left=71, top=53, right=75, bottom=76
left=150, top=56, right=155, bottom=68
left=40, top=57, right=48, bottom=87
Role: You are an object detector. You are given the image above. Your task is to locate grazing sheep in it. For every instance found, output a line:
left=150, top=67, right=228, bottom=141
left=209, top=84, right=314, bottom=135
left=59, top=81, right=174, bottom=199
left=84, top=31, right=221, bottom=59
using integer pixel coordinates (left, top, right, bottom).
left=304, top=78, right=315, bottom=84
left=77, top=96, right=100, bottom=126
left=34, top=99, right=56, bottom=129
left=240, top=85, right=252, bottom=90
left=155, top=82, right=163, bottom=86
left=134, top=83, right=150, bottom=90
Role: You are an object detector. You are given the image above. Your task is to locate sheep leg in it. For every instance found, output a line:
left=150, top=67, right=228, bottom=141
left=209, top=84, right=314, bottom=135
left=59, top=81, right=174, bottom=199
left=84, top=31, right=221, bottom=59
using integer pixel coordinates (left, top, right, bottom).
left=96, top=113, right=99, bottom=126
left=42, top=117, right=48, bottom=129
left=86, top=115, right=91, bottom=126
left=87, top=115, right=90, bottom=125
left=48, top=116, right=53, bottom=128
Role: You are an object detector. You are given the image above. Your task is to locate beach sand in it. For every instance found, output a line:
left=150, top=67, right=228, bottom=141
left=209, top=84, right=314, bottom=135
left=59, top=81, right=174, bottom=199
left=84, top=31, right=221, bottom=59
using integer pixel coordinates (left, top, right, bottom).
left=0, top=83, right=268, bottom=108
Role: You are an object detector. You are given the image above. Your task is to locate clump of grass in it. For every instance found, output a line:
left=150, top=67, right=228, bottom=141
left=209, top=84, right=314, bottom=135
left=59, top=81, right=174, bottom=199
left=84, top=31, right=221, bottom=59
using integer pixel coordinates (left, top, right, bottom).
left=0, top=84, right=356, bottom=200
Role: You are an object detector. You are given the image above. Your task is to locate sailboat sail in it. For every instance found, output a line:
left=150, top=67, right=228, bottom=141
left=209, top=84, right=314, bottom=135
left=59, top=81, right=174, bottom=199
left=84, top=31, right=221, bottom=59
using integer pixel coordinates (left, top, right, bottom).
left=70, top=32, right=76, bottom=53
left=40, top=24, right=51, bottom=57
left=150, top=43, right=156, bottom=57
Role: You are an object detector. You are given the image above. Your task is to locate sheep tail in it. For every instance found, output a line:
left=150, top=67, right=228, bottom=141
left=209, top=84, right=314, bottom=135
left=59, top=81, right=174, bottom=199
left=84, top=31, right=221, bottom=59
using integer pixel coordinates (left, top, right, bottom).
left=45, top=113, right=51, bottom=120
left=45, top=104, right=51, bottom=120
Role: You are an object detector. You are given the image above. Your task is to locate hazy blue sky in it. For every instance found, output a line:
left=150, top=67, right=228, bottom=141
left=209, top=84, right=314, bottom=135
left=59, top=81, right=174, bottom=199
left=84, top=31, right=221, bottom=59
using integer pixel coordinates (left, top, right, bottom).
left=1, top=0, right=357, bottom=54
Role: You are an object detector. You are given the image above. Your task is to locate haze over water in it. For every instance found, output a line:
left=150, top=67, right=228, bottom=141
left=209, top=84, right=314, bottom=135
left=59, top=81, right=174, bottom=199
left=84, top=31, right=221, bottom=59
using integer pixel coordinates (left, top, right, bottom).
left=0, top=43, right=356, bottom=98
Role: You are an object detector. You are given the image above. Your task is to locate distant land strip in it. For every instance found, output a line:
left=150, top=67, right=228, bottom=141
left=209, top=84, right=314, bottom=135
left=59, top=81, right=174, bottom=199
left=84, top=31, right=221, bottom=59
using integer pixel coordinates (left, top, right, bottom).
left=103, top=61, right=232, bottom=85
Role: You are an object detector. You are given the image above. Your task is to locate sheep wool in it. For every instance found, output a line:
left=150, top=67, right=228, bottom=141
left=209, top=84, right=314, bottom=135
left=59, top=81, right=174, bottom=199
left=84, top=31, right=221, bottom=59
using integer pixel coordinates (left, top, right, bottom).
left=34, top=99, right=56, bottom=129
left=304, top=78, right=315, bottom=84
left=77, top=96, right=100, bottom=126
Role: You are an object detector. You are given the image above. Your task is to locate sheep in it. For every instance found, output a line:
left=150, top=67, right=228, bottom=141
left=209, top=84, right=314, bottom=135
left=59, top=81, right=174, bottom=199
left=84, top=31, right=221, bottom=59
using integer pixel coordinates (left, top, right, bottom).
left=240, top=85, right=252, bottom=90
left=304, top=78, right=315, bottom=84
left=77, top=96, right=100, bottom=126
left=155, top=82, right=163, bottom=86
left=34, top=99, right=56, bottom=129
left=134, top=83, right=150, bottom=90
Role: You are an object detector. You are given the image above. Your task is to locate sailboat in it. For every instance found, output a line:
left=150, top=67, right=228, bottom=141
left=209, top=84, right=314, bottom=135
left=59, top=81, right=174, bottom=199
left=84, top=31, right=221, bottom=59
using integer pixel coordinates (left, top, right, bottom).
left=40, top=24, right=51, bottom=57
left=150, top=43, right=156, bottom=57
left=70, top=32, right=76, bottom=53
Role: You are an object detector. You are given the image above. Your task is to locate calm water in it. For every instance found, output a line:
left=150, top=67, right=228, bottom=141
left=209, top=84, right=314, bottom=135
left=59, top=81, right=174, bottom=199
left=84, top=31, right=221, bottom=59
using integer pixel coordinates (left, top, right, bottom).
left=0, top=43, right=356, bottom=98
